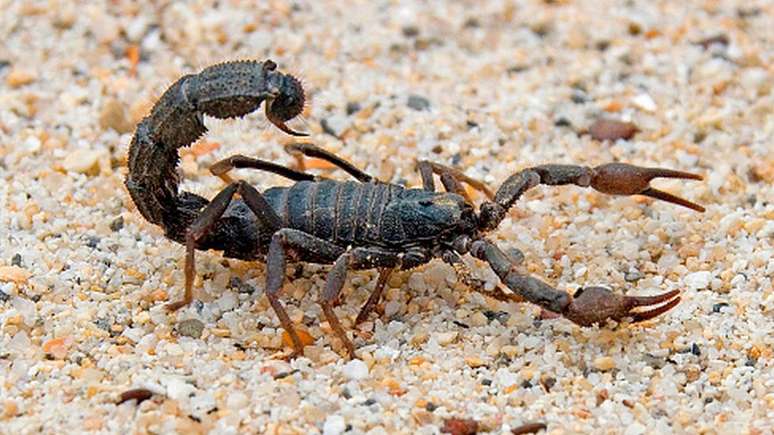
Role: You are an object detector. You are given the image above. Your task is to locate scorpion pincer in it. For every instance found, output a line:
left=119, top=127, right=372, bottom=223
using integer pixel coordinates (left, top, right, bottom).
left=126, top=60, right=705, bottom=359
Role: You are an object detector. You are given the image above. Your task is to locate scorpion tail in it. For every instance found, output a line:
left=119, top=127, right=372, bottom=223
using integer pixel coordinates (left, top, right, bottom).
left=125, top=60, right=306, bottom=236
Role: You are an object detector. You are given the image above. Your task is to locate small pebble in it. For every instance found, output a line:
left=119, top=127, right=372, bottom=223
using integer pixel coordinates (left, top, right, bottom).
left=99, top=99, right=133, bottom=134
left=540, top=376, right=556, bottom=391
left=166, top=378, right=196, bottom=401
left=623, top=422, right=646, bottom=435
left=696, top=34, right=729, bottom=49
left=407, top=95, right=431, bottom=111
left=11, top=254, right=22, bottom=267
left=320, top=115, right=348, bottom=137
left=468, top=311, right=488, bottom=327
left=684, top=271, right=712, bottom=289
left=511, top=422, right=548, bottom=435
left=85, top=236, right=100, bottom=248
left=632, top=93, right=657, bottom=112
left=323, top=415, right=346, bottom=435
left=109, top=216, right=124, bottom=232
left=62, top=149, right=104, bottom=175
left=624, top=270, right=643, bottom=282
left=588, top=119, right=638, bottom=141
left=434, top=331, right=458, bottom=346
left=42, top=337, right=71, bottom=359
left=402, top=25, right=420, bottom=37
left=345, top=101, right=361, bottom=115
left=465, top=356, right=486, bottom=368
left=442, top=417, right=478, bottom=435
left=483, top=310, right=510, bottom=324
left=342, top=359, right=369, bottom=381
left=712, top=302, right=729, bottom=313
left=5, top=69, right=36, bottom=88
left=117, top=388, right=154, bottom=405
left=229, top=276, right=256, bottom=294
left=177, top=318, right=205, bottom=339
left=593, top=356, right=616, bottom=371
left=0, top=266, right=31, bottom=283
left=226, top=392, right=249, bottom=409
left=12, top=296, right=36, bottom=326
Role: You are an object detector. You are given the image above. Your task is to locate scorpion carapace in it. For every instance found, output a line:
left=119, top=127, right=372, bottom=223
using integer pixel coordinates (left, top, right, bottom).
left=126, top=60, right=705, bottom=359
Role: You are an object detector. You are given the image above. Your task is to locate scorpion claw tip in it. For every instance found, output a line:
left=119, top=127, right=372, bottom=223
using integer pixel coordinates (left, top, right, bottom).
left=564, top=287, right=681, bottom=326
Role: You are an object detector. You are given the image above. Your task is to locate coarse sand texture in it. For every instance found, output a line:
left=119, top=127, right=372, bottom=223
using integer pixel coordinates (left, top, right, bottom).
left=1, top=1, right=772, bottom=434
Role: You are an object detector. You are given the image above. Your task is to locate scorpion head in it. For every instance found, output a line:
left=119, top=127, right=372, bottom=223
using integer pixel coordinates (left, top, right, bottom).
left=265, top=70, right=306, bottom=136
left=382, top=190, right=479, bottom=248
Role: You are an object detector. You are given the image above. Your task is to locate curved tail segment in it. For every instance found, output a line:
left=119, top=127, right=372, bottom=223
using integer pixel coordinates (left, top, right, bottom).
left=125, top=60, right=306, bottom=232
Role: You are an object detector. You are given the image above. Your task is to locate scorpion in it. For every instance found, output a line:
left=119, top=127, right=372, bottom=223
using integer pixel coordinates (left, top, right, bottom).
left=126, top=60, right=705, bottom=359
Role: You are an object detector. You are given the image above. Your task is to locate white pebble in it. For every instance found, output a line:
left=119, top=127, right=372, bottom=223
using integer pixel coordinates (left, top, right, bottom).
left=8, top=331, right=31, bottom=354
left=62, top=149, right=104, bottom=174
left=323, top=115, right=350, bottom=136
left=632, top=93, right=657, bottom=112
left=226, top=391, right=249, bottom=410
left=165, top=342, right=184, bottom=356
left=122, top=327, right=144, bottom=343
left=342, top=359, right=369, bottom=381
left=684, top=271, right=712, bottom=289
left=495, top=369, right=519, bottom=388
left=433, top=331, right=458, bottom=346
left=323, top=415, right=346, bottom=435
left=11, top=296, right=36, bottom=326
left=23, top=136, right=41, bottom=153
left=384, top=301, right=401, bottom=317
left=624, top=422, right=646, bottom=435
left=741, top=68, right=767, bottom=94
left=166, top=378, right=196, bottom=401
left=217, top=291, right=237, bottom=312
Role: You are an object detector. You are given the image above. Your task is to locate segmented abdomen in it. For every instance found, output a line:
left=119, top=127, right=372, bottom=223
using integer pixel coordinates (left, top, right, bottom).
left=264, top=181, right=403, bottom=247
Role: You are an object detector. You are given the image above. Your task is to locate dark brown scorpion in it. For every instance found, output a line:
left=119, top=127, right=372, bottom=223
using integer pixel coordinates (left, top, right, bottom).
left=126, top=60, right=705, bottom=359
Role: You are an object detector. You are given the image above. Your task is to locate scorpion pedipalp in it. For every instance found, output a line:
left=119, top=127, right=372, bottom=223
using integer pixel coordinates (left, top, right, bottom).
left=563, top=287, right=681, bottom=326
left=590, top=163, right=705, bottom=212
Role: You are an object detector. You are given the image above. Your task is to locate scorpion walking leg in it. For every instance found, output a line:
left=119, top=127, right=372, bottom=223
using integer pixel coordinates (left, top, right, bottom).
left=417, top=160, right=494, bottom=199
left=168, top=180, right=283, bottom=311
left=210, top=155, right=316, bottom=184
left=354, top=267, right=394, bottom=326
left=322, top=248, right=405, bottom=358
left=285, top=142, right=375, bottom=182
left=471, top=239, right=681, bottom=326
left=442, top=251, right=525, bottom=305
left=266, top=229, right=346, bottom=357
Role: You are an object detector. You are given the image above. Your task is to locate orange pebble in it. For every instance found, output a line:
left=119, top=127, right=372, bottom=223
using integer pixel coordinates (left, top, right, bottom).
left=126, top=45, right=140, bottom=77
left=281, top=328, right=315, bottom=349
left=42, top=337, right=70, bottom=359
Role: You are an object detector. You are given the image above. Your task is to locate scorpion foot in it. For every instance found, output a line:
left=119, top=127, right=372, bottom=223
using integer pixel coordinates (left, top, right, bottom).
left=165, top=300, right=189, bottom=312
left=562, top=287, right=680, bottom=327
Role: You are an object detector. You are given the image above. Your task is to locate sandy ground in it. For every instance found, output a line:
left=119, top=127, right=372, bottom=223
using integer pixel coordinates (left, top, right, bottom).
left=1, top=1, right=773, bottom=434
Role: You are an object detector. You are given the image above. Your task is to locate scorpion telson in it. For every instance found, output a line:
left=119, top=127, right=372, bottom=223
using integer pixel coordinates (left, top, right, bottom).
left=126, top=60, right=705, bottom=359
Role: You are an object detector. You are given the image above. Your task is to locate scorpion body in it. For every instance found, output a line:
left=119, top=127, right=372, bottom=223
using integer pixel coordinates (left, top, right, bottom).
left=127, top=60, right=705, bottom=359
